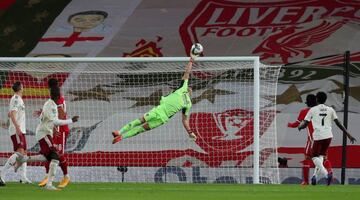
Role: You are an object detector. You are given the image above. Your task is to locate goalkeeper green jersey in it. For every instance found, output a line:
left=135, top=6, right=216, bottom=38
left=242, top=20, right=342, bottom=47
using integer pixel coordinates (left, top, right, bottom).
left=159, top=79, right=192, bottom=118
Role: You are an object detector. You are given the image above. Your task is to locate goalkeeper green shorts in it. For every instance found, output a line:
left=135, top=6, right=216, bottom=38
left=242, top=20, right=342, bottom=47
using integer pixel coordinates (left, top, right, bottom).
left=144, top=106, right=169, bottom=129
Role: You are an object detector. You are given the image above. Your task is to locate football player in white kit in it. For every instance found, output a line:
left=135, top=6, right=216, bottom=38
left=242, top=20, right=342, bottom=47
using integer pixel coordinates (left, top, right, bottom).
left=298, top=92, right=356, bottom=185
left=0, top=81, right=31, bottom=186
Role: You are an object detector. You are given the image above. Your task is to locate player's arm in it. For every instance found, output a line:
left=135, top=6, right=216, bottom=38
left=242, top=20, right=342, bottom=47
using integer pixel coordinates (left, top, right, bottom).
left=48, top=105, right=77, bottom=126
left=334, top=119, right=356, bottom=144
left=288, top=119, right=301, bottom=128
left=53, top=116, right=79, bottom=126
left=181, top=113, right=196, bottom=141
left=182, top=58, right=194, bottom=80
left=288, top=111, right=304, bottom=128
left=9, top=110, right=23, bottom=135
left=297, top=120, right=309, bottom=131
left=298, top=108, right=313, bottom=131
left=288, top=109, right=307, bottom=128
left=330, top=108, right=356, bottom=143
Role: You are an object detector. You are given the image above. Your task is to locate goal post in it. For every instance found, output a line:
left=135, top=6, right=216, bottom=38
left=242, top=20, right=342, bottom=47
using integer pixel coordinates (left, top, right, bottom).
left=0, top=57, right=281, bottom=184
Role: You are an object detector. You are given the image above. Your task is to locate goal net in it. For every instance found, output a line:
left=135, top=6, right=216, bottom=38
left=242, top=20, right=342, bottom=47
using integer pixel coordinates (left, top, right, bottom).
left=0, top=57, right=281, bottom=184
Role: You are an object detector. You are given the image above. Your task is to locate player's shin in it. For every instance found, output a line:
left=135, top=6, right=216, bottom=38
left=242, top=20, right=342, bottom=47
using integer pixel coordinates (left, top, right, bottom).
left=120, top=119, right=142, bottom=134
left=312, top=157, right=328, bottom=177
left=58, top=156, right=70, bottom=188
left=46, top=159, right=59, bottom=187
left=302, top=159, right=311, bottom=184
left=323, top=159, right=333, bottom=174
left=59, top=154, right=69, bottom=176
left=122, top=126, right=146, bottom=139
left=19, top=162, right=32, bottom=184
left=1, top=153, right=18, bottom=177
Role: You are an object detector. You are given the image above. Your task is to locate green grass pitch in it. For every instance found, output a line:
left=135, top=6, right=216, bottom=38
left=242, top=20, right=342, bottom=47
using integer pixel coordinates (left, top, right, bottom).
left=1, top=183, right=359, bottom=200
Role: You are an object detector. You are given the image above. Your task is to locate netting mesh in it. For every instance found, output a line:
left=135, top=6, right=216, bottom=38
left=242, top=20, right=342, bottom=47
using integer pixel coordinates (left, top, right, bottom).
left=0, top=59, right=281, bottom=183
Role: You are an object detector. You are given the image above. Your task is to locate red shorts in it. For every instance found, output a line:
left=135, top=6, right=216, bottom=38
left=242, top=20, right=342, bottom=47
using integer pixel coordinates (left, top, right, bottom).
left=304, top=140, right=313, bottom=157
left=39, top=135, right=58, bottom=160
left=10, top=134, right=27, bottom=151
left=52, top=131, right=68, bottom=154
left=312, top=138, right=332, bottom=157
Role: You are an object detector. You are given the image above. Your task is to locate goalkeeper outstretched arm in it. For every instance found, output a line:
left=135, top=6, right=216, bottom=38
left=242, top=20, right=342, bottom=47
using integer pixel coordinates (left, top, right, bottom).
left=182, top=113, right=196, bottom=141
left=182, top=58, right=194, bottom=80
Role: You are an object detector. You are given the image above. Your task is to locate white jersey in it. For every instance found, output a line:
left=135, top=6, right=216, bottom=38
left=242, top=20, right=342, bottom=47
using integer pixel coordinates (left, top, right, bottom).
left=8, top=94, right=26, bottom=135
left=35, top=99, right=58, bottom=141
left=304, top=104, right=338, bottom=141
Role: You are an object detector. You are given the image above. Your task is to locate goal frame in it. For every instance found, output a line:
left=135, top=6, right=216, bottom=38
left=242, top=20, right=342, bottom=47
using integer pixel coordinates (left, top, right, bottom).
left=0, top=56, right=261, bottom=184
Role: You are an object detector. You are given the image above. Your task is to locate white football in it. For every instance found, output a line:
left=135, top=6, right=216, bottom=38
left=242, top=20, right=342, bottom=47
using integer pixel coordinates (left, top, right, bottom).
left=190, top=43, right=203, bottom=57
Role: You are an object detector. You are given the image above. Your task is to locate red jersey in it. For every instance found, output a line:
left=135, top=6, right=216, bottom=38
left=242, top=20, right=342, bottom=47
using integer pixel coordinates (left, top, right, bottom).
left=288, top=107, right=314, bottom=141
left=56, top=95, right=70, bottom=134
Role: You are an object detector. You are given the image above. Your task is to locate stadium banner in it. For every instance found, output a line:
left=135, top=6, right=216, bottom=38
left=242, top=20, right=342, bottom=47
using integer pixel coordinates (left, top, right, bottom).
left=0, top=0, right=72, bottom=57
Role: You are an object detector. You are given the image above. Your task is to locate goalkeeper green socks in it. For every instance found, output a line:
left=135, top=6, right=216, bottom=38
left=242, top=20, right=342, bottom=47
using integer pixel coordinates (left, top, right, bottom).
left=120, top=119, right=142, bottom=134
left=122, top=126, right=146, bottom=139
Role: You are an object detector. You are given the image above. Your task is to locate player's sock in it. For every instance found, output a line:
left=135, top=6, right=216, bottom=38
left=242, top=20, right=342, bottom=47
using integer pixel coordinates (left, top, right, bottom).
left=45, top=161, right=50, bottom=173
left=314, top=167, right=322, bottom=178
left=312, top=157, right=328, bottom=177
left=120, top=119, right=142, bottom=134
left=59, top=155, right=68, bottom=175
left=1, top=153, right=18, bottom=178
left=19, top=162, right=32, bottom=184
left=323, top=159, right=333, bottom=174
left=46, top=159, right=59, bottom=187
left=122, top=126, right=146, bottom=139
left=302, top=159, right=311, bottom=184
left=319, top=156, right=332, bottom=185
left=313, top=167, right=318, bottom=177
left=1, top=153, right=18, bottom=175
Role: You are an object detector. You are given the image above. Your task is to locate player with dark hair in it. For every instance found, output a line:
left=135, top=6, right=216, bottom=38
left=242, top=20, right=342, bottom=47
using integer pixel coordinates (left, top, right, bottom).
left=298, top=92, right=356, bottom=185
left=17, top=87, right=79, bottom=190
left=112, top=58, right=196, bottom=143
left=288, top=94, right=332, bottom=185
left=0, top=82, right=31, bottom=186
left=48, top=78, right=59, bottom=88
left=36, top=78, right=72, bottom=188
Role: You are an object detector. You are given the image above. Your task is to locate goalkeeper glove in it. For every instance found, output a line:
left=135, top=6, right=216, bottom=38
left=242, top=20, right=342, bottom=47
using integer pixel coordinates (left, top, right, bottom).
left=189, top=132, right=197, bottom=141
left=71, top=116, right=79, bottom=122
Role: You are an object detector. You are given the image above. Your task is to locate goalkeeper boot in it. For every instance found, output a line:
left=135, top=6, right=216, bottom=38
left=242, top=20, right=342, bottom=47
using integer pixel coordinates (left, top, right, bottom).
left=112, top=135, right=122, bottom=144
left=112, top=131, right=122, bottom=144
left=45, top=184, right=60, bottom=191
left=58, top=176, right=70, bottom=188
left=112, top=130, right=120, bottom=137
left=38, top=176, right=48, bottom=187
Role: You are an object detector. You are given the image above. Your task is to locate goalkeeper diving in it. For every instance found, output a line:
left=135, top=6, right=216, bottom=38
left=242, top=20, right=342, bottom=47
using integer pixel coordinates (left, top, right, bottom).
left=112, top=57, right=197, bottom=144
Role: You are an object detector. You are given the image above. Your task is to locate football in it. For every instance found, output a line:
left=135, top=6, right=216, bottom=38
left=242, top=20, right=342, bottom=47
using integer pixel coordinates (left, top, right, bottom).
left=190, top=43, right=203, bottom=57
